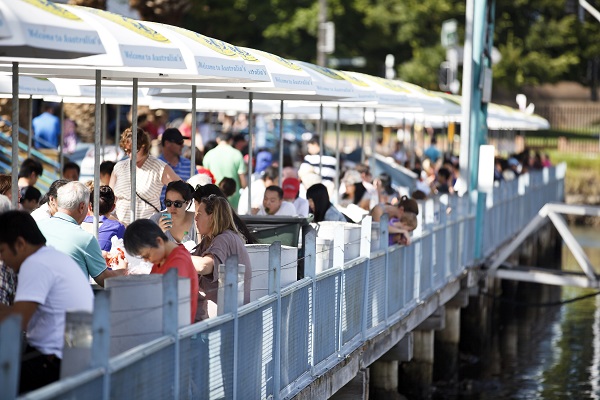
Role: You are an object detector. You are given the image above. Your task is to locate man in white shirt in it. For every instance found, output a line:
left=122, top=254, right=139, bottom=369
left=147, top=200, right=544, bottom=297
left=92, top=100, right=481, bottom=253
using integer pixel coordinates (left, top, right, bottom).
left=255, top=186, right=297, bottom=216
left=0, top=210, right=94, bottom=394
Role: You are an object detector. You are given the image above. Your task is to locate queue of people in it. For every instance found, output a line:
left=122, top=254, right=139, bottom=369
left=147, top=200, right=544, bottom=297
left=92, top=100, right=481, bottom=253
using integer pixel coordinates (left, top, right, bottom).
left=4, top=122, right=550, bottom=396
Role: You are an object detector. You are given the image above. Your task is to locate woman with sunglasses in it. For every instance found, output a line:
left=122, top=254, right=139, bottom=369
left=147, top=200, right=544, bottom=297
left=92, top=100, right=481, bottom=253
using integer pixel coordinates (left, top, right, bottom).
left=150, top=180, right=197, bottom=248
left=191, top=194, right=252, bottom=321
left=110, top=128, right=180, bottom=222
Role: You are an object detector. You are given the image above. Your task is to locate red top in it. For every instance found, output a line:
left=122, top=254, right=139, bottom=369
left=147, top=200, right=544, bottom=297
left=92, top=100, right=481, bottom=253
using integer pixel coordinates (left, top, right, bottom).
left=151, top=244, right=199, bottom=324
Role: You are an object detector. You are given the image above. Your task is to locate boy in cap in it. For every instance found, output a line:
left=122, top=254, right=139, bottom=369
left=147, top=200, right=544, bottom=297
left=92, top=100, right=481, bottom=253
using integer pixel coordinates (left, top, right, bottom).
left=282, top=177, right=309, bottom=217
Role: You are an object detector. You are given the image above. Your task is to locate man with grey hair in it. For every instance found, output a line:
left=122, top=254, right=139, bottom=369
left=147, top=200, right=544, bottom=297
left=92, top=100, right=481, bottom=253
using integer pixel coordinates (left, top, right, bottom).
left=36, top=181, right=126, bottom=286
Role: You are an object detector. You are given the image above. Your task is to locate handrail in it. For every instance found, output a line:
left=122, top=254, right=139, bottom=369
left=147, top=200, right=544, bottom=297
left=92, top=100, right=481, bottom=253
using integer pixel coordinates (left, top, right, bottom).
left=0, top=119, right=61, bottom=169
left=0, top=166, right=564, bottom=400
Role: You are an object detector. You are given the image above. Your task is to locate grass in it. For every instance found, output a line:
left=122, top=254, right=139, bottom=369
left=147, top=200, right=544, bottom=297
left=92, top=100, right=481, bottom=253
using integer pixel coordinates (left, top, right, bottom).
left=547, top=150, right=600, bottom=200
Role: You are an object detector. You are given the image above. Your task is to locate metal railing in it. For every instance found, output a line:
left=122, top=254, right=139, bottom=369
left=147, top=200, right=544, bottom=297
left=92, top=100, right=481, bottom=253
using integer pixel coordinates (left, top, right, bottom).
left=1, top=165, right=566, bottom=400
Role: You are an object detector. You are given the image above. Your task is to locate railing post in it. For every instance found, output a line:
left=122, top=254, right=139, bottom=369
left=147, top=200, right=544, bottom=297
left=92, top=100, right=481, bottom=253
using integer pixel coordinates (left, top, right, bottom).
left=360, top=216, right=371, bottom=259
left=304, top=227, right=317, bottom=279
left=90, top=290, right=111, bottom=400
left=332, top=225, right=344, bottom=269
left=224, top=256, right=239, bottom=400
left=303, top=227, right=317, bottom=374
left=379, top=213, right=390, bottom=324
left=162, top=269, right=179, bottom=400
left=268, top=241, right=282, bottom=400
left=0, top=314, right=21, bottom=400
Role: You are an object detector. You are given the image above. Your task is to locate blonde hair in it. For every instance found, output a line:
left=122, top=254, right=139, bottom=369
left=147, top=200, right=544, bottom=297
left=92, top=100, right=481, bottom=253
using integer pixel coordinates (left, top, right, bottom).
left=119, top=127, right=150, bottom=156
left=200, top=195, right=241, bottom=246
left=400, top=212, right=418, bottom=232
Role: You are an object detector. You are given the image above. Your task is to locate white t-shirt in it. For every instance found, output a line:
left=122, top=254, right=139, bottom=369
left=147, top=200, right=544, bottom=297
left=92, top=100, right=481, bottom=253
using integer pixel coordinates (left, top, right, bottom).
left=15, top=246, right=94, bottom=358
left=256, top=201, right=297, bottom=216
left=30, top=202, right=51, bottom=222
left=238, top=178, right=266, bottom=215
left=292, top=197, right=310, bottom=217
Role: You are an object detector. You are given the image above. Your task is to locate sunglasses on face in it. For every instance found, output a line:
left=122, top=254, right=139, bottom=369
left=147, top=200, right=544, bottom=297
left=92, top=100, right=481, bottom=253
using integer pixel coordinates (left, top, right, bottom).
left=165, top=200, right=186, bottom=208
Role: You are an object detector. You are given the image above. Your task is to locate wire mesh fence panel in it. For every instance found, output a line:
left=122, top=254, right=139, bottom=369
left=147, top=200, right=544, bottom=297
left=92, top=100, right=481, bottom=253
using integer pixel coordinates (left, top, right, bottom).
left=179, top=321, right=234, bottom=400
left=433, top=229, right=445, bottom=291
left=367, top=254, right=386, bottom=331
left=387, top=246, right=405, bottom=317
left=404, top=244, right=416, bottom=305
left=341, top=261, right=367, bottom=346
left=280, top=285, right=311, bottom=391
left=314, top=273, right=341, bottom=366
left=110, top=344, right=175, bottom=400
left=419, top=235, right=433, bottom=298
left=237, top=303, right=276, bottom=400
left=43, top=376, right=104, bottom=400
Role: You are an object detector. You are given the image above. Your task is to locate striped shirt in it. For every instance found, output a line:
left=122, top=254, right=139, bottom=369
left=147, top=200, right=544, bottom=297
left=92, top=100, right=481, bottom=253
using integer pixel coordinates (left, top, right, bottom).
left=158, top=154, right=192, bottom=208
left=300, top=154, right=337, bottom=181
left=113, top=155, right=166, bottom=222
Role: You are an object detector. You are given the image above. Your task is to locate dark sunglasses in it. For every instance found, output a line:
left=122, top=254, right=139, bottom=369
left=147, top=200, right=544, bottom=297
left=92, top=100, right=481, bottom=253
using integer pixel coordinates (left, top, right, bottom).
left=165, top=200, right=186, bottom=208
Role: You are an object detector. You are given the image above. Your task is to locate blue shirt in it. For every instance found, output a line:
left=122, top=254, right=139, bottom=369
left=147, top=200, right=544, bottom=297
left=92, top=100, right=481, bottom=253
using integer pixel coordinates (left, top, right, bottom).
left=32, top=112, right=60, bottom=149
left=158, top=154, right=192, bottom=207
left=83, top=215, right=126, bottom=251
left=37, top=212, right=107, bottom=279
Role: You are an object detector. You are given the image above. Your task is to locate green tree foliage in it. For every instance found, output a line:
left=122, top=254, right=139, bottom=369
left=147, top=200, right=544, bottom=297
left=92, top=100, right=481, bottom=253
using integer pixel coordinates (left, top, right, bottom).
left=181, top=0, right=600, bottom=91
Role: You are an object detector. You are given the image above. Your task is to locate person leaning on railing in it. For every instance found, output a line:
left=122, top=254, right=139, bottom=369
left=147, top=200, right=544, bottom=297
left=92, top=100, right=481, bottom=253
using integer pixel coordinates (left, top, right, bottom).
left=191, top=194, right=252, bottom=321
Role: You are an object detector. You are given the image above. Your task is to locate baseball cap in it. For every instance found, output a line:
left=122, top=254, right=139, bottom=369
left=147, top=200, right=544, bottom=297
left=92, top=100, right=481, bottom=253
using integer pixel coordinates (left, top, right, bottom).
left=282, top=177, right=300, bottom=199
left=161, top=128, right=185, bottom=146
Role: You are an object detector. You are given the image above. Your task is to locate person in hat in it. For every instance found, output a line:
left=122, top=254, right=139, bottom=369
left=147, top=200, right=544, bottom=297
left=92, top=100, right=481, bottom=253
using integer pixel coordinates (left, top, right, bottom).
left=282, top=177, right=309, bottom=217
left=159, top=128, right=192, bottom=207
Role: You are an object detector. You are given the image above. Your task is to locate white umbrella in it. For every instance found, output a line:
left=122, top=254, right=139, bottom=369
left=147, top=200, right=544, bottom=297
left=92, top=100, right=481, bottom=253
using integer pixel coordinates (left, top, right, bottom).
left=141, top=24, right=271, bottom=84
left=0, top=74, right=58, bottom=97
left=0, top=0, right=105, bottom=61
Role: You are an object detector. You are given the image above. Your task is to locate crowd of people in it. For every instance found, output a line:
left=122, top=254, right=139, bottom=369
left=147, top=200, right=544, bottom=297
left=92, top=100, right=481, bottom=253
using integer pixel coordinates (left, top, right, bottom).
left=0, top=115, right=552, bottom=394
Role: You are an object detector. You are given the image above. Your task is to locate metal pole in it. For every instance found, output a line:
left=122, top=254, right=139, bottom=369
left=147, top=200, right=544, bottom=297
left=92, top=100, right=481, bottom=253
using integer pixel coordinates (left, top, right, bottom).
left=27, top=96, right=32, bottom=158
left=11, top=63, right=19, bottom=210
left=190, top=86, right=197, bottom=177
left=115, top=104, right=120, bottom=161
left=278, top=100, right=284, bottom=185
left=361, top=107, right=366, bottom=164
left=130, top=78, right=138, bottom=223
left=459, top=0, right=475, bottom=192
left=319, top=104, right=324, bottom=174
left=93, top=71, right=102, bottom=238
left=247, top=92, right=254, bottom=214
left=370, top=109, right=377, bottom=168
left=102, top=102, right=107, bottom=163
left=335, top=105, right=341, bottom=205
left=59, top=100, right=64, bottom=178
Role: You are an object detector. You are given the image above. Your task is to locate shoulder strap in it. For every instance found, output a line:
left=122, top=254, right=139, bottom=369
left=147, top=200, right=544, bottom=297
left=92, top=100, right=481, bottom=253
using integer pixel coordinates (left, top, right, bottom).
left=136, top=192, right=160, bottom=214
